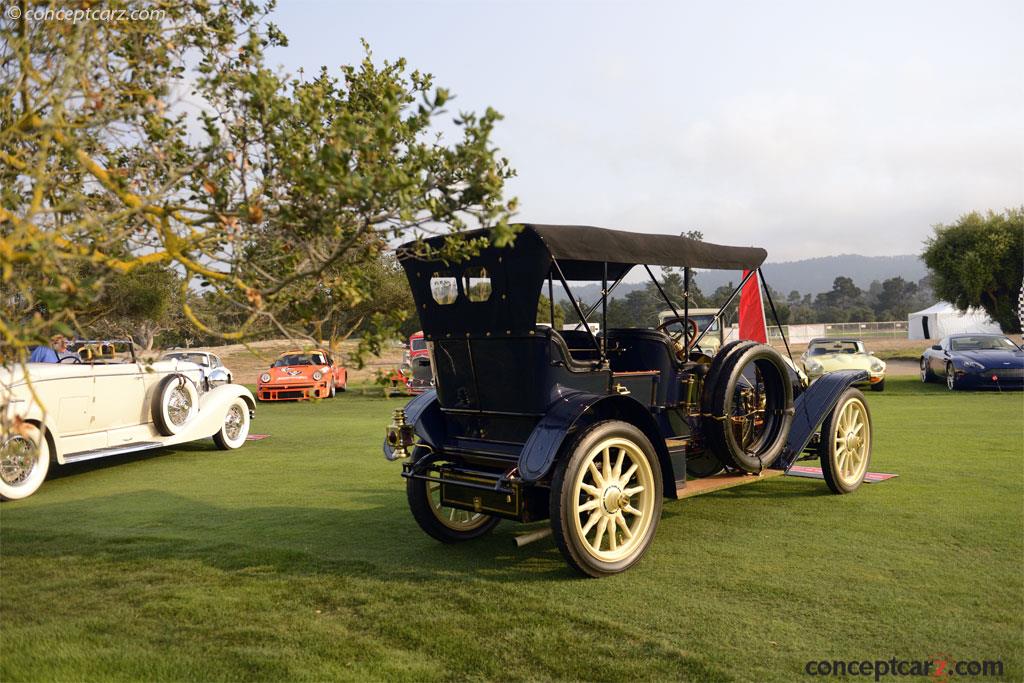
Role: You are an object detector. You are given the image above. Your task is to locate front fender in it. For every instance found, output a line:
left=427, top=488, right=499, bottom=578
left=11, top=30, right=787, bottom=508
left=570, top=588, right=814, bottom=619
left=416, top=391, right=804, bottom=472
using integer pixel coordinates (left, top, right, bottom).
left=163, top=383, right=256, bottom=446
left=773, top=369, right=868, bottom=471
left=518, top=392, right=674, bottom=495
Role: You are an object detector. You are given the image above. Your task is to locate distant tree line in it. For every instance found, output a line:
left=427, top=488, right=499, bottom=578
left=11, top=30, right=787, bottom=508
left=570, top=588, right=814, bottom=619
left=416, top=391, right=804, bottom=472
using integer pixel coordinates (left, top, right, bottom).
left=554, top=270, right=935, bottom=330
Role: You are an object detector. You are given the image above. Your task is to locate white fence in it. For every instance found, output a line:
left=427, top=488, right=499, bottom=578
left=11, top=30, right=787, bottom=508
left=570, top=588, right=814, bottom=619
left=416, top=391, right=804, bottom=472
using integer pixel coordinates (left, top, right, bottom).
left=725, top=321, right=909, bottom=344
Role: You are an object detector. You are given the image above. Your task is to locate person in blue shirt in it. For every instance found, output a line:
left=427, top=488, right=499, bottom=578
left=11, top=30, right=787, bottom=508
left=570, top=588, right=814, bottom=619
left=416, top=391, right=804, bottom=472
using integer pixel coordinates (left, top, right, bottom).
left=28, top=335, right=69, bottom=363
left=28, top=345, right=58, bottom=362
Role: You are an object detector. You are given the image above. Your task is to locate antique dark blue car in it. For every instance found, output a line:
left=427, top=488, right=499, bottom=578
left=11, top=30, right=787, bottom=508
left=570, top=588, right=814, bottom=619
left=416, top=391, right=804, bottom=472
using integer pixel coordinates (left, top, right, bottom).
left=384, top=225, right=875, bottom=576
left=920, top=333, right=1024, bottom=390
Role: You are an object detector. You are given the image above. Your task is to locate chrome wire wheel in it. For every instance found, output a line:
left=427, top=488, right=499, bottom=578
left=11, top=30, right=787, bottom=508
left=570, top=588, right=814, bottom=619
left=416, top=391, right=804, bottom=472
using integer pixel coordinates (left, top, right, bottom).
left=167, top=385, right=193, bottom=425
left=571, top=436, right=656, bottom=563
left=0, top=436, right=36, bottom=487
left=426, top=480, right=490, bottom=532
left=920, top=359, right=929, bottom=382
left=223, top=404, right=245, bottom=441
left=831, top=398, right=870, bottom=488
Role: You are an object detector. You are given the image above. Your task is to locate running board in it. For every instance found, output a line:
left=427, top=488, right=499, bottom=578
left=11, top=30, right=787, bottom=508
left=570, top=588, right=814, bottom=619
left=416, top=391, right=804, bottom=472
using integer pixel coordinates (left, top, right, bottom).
left=675, top=469, right=784, bottom=499
left=63, top=441, right=164, bottom=464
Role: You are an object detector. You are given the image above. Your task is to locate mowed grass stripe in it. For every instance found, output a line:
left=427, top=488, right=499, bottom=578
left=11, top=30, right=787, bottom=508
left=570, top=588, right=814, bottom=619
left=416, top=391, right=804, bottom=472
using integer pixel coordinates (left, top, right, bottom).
left=1, top=378, right=1021, bottom=682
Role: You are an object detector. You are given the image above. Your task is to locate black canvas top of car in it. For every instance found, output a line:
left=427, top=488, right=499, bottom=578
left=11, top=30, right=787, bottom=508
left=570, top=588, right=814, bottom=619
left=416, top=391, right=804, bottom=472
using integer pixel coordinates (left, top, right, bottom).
left=385, top=223, right=875, bottom=577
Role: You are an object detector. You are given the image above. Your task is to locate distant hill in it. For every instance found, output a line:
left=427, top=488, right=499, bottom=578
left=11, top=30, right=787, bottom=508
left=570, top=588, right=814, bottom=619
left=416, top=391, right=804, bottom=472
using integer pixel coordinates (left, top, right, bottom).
left=555, top=254, right=928, bottom=302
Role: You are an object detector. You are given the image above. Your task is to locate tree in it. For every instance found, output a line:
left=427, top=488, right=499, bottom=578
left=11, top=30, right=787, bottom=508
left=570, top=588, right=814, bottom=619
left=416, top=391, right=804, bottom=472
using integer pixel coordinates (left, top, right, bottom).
left=922, top=208, right=1024, bottom=333
left=88, top=264, right=183, bottom=351
left=536, top=294, right=565, bottom=329
left=872, top=276, right=918, bottom=321
left=1, top=1, right=516, bottom=361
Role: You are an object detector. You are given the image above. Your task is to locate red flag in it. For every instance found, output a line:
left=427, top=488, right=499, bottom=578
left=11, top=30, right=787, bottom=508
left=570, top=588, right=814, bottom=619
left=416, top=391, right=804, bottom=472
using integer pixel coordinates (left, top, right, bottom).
left=738, top=270, right=768, bottom=343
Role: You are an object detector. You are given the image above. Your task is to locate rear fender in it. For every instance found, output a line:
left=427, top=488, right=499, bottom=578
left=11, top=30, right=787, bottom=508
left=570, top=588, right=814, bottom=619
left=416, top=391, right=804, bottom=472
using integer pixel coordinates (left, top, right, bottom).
left=773, top=369, right=868, bottom=471
left=518, top=392, right=675, bottom=497
left=381, top=389, right=445, bottom=461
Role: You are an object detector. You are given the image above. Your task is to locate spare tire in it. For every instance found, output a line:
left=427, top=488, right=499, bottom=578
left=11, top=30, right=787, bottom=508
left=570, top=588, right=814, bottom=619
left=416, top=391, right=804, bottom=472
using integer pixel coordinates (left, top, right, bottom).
left=702, top=344, right=794, bottom=473
left=152, top=374, right=199, bottom=436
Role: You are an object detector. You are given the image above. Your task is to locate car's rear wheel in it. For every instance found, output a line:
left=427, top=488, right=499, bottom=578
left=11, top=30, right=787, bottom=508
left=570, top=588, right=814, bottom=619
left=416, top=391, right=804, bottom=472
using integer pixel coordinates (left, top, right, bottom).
left=685, top=451, right=724, bottom=478
left=550, top=421, right=662, bottom=577
left=0, top=425, right=50, bottom=501
left=407, top=476, right=499, bottom=543
left=213, top=398, right=250, bottom=450
left=818, top=388, right=872, bottom=494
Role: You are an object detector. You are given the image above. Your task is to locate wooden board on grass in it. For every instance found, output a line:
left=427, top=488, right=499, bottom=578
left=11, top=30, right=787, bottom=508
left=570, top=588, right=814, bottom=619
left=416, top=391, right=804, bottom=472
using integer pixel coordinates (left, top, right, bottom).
left=675, top=469, right=784, bottom=499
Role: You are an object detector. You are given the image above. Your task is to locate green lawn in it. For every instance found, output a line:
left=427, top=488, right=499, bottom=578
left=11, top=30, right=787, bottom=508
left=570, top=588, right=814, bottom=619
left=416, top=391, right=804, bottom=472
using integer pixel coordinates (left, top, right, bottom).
left=2, top=378, right=1022, bottom=682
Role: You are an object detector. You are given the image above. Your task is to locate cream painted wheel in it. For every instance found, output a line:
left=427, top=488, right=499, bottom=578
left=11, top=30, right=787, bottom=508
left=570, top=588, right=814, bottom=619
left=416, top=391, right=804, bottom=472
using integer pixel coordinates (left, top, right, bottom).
left=406, top=468, right=500, bottom=543
left=551, top=421, right=662, bottom=577
left=426, top=480, right=490, bottom=532
left=0, top=426, right=50, bottom=501
left=818, top=388, right=872, bottom=494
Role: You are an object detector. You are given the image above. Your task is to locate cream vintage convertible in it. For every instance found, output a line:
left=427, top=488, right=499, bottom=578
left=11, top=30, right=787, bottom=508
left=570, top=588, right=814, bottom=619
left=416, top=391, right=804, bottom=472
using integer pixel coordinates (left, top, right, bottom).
left=0, top=340, right=255, bottom=500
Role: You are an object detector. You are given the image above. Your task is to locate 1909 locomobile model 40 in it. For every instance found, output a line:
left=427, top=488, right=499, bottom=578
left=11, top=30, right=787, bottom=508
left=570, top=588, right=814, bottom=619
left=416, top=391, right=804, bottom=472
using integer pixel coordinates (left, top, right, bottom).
left=385, top=225, right=873, bottom=577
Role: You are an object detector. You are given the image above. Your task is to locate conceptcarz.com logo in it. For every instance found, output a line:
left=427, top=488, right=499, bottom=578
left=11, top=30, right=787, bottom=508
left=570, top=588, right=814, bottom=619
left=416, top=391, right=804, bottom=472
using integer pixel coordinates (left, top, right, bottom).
left=803, top=654, right=1005, bottom=681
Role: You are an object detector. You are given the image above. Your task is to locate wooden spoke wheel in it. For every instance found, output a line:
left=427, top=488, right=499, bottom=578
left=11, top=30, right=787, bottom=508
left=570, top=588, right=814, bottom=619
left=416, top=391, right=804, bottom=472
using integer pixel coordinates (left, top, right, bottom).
left=818, top=388, right=872, bottom=494
left=407, top=474, right=499, bottom=543
left=551, top=421, right=662, bottom=577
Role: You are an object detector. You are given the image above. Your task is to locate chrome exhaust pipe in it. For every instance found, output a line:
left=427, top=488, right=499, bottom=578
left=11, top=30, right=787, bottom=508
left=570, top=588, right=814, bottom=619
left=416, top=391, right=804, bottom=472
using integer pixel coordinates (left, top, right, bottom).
left=512, top=527, right=552, bottom=548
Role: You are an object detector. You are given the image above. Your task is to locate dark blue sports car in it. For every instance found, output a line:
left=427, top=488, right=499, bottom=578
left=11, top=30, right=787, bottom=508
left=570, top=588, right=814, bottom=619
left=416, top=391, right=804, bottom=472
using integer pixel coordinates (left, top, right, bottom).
left=920, top=333, right=1024, bottom=390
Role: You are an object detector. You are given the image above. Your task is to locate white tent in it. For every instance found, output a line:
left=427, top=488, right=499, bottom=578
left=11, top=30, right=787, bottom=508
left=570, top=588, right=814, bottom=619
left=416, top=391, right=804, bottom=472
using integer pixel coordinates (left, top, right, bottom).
left=907, top=302, right=1001, bottom=340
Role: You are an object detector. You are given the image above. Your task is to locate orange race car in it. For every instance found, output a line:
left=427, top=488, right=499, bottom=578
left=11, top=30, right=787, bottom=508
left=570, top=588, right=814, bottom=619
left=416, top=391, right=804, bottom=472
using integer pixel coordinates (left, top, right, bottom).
left=257, top=349, right=347, bottom=401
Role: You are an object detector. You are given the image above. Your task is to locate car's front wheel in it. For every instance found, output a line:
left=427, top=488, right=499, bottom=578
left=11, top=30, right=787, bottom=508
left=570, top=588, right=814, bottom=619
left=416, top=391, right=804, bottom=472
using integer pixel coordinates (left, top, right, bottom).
left=407, top=476, right=499, bottom=543
left=920, top=358, right=930, bottom=383
left=818, top=388, right=872, bottom=494
left=946, top=364, right=959, bottom=391
left=0, top=425, right=50, bottom=501
left=213, top=398, right=250, bottom=450
left=550, top=420, right=663, bottom=577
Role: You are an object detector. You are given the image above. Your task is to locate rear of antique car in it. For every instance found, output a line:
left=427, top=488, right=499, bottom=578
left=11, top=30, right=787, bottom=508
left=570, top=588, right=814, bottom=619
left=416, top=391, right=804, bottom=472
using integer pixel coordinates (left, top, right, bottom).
left=384, top=224, right=874, bottom=576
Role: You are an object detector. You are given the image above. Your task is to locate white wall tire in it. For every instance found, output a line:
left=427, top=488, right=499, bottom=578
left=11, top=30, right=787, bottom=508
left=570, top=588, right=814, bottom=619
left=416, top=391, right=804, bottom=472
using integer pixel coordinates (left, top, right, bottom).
left=0, top=426, right=50, bottom=501
left=152, top=374, right=200, bottom=436
left=550, top=421, right=663, bottom=577
left=213, top=398, right=250, bottom=450
left=818, top=388, right=872, bottom=494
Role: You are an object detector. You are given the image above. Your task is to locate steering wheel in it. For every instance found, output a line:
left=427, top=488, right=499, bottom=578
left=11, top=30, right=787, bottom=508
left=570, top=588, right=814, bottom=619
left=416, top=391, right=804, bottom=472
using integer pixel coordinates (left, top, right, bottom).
left=57, top=355, right=81, bottom=364
left=657, top=316, right=700, bottom=359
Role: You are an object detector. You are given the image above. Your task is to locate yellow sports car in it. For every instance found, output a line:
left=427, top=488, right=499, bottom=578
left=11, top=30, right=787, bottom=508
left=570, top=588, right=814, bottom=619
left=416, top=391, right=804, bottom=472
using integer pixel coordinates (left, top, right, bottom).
left=801, top=338, right=887, bottom=392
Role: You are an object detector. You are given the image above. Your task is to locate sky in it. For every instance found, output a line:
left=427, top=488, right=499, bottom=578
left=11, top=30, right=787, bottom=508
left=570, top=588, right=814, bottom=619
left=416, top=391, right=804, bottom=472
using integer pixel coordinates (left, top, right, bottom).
left=266, top=0, right=1023, bottom=261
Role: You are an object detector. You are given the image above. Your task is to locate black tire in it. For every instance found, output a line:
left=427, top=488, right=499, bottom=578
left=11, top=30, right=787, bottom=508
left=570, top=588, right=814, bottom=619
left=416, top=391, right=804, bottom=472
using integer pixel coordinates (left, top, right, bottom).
left=700, top=341, right=758, bottom=415
left=685, top=451, right=724, bottom=478
left=945, top=363, right=959, bottom=391
left=920, top=358, right=930, bottom=383
left=703, top=344, right=794, bottom=473
left=870, top=379, right=885, bottom=392
left=151, top=374, right=199, bottom=436
left=550, top=420, right=663, bottom=577
left=818, top=387, right=872, bottom=494
left=407, top=473, right=500, bottom=543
